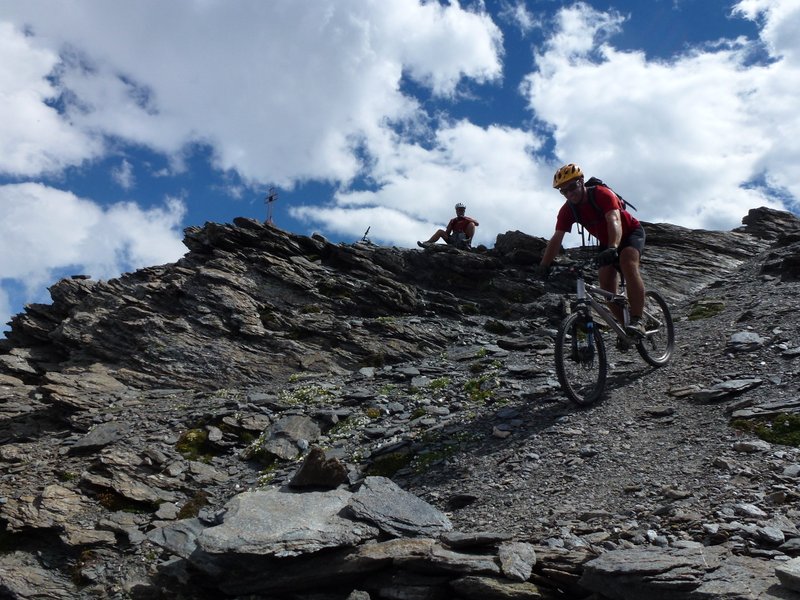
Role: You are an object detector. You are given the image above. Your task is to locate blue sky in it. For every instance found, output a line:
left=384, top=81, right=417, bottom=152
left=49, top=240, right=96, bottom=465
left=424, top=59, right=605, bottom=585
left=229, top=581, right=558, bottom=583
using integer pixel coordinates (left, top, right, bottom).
left=1, top=0, right=798, bottom=333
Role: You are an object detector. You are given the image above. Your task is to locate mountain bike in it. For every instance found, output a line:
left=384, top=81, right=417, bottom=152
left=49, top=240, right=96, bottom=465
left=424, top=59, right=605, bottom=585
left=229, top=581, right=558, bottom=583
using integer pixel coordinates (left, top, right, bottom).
left=550, top=259, right=674, bottom=406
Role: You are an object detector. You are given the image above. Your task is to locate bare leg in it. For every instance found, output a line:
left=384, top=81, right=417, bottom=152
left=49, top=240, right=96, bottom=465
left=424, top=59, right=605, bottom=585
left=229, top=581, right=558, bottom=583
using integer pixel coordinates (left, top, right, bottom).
left=619, top=246, right=645, bottom=317
left=425, top=229, right=449, bottom=244
left=464, top=222, right=476, bottom=242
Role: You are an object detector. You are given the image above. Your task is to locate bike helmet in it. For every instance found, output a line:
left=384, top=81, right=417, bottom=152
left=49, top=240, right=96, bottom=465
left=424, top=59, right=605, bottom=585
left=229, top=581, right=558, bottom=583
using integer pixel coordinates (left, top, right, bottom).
left=455, top=202, right=466, bottom=210
left=552, top=163, right=583, bottom=188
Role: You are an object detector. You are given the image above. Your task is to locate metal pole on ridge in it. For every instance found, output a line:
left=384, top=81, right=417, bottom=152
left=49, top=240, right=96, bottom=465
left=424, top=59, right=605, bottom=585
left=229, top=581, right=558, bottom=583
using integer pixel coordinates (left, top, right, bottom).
left=265, top=187, right=279, bottom=224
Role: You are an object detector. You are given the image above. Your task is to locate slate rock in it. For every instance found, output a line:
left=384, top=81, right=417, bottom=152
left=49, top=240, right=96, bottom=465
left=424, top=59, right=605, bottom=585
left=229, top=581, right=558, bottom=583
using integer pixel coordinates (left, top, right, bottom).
left=261, top=415, right=322, bottom=460
left=288, top=446, right=349, bottom=489
left=581, top=545, right=792, bottom=600
left=197, top=488, right=379, bottom=558
left=580, top=546, right=721, bottom=596
left=148, top=518, right=207, bottom=559
left=69, top=421, right=129, bottom=453
left=449, top=575, right=559, bottom=600
left=691, top=378, right=762, bottom=402
left=348, top=476, right=453, bottom=538
left=727, top=331, right=766, bottom=352
left=0, top=553, right=76, bottom=599
left=776, top=557, right=800, bottom=592
left=498, top=541, right=537, bottom=582
left=441, top=531, right=513, bottom=550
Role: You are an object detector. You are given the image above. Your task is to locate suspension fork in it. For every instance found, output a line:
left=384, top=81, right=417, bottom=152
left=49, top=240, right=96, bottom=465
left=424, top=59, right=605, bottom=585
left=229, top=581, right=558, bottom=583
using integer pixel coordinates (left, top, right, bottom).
left=574, top=277, right=597, bottom=353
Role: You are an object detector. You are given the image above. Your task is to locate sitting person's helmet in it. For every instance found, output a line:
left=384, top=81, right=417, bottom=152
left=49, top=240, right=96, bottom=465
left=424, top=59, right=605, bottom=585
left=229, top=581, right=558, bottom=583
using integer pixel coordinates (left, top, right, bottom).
left=455, top=202, right=466, bottom=210
left=552, top=164, right=583, bottom=188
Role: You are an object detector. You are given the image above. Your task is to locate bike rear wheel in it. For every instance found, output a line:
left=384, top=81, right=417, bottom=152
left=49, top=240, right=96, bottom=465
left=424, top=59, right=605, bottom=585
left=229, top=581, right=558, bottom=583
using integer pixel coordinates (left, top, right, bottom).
left=555, top=312, right=607, bottom=406
left=636, top=290, right=675, bottom=366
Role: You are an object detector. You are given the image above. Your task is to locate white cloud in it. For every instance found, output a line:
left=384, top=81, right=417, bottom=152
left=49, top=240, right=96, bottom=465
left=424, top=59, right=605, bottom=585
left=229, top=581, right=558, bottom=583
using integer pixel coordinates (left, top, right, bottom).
left=732, top=0, right=800, bottom=208
left=735, top=0, right=800, bottom=63
left=0, top=183, right=186, bottom=329
left=386, top=1, right=503, bottom=96
left=0, top=287, right=10, bottom=331
left=111, top=158, right=135, bottom=190
left=498, top=0, right=539, bottom=35
left=292, top=120, right=560, bottom=246
left=0, top=21, right=101, bottom=175
left=0, top=0, right=502, bottom=187
left=518, top=1, right=792, bottom=230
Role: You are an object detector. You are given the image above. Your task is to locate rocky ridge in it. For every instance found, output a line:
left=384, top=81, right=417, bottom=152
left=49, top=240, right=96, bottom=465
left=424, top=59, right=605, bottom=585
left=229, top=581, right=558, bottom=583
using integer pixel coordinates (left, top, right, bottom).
left=0, top=206, right=800, bottom=599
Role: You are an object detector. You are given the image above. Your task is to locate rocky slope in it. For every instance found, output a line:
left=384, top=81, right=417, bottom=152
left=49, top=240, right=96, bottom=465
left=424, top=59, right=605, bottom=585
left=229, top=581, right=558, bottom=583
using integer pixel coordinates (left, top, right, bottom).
left=1, top=206, right=800, bottom=599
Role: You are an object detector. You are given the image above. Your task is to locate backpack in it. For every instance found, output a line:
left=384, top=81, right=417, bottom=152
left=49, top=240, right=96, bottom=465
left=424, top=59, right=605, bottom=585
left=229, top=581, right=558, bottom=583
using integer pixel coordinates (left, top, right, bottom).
left=567, top=176, right=638, bottom=247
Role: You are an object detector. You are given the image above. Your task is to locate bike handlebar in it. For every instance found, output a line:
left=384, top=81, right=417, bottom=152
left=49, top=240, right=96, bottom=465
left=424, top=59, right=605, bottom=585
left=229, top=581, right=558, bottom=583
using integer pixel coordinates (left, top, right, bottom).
left=548, top=258, right=597, bottom=277
left=546, top=253, right=621, bottom=279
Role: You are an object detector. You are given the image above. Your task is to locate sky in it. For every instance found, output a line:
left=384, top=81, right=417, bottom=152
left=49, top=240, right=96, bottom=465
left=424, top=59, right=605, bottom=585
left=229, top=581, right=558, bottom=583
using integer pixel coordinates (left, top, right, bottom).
left=1, top=0, right=799, bottom=333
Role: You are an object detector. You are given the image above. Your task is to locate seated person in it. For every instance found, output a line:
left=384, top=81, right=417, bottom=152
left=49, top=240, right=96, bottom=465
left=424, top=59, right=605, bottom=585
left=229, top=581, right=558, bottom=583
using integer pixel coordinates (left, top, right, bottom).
left=418, top=203, right=479, bottom=249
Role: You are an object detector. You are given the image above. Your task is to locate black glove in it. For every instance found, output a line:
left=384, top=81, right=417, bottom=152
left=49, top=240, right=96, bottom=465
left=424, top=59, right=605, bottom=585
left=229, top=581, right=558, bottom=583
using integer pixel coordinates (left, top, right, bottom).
left=597, top=248, right=619, bottom=266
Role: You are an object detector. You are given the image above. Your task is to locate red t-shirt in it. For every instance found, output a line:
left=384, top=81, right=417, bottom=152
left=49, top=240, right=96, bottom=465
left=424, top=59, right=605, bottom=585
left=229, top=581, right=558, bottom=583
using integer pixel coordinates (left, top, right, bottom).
left=555, top=186, right=640, bottom=247
left=448, top=216, right=478, bottom=234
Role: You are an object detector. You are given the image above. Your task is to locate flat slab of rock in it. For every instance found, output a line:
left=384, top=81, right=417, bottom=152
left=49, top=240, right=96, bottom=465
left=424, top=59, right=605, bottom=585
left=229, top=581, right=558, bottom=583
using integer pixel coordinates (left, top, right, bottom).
left=347, top=476, right=452, bottom=538
left=730, top=397, right=800, bottom=419
left=197, top=488, right=379, bottom=557
left=581, top=546, right=791, bottom=599
left=148, top=518, right=207, bottom=559
left=0, top=553, right=75, bottom=599
left=691, top=378, right=762, bottom=402
left=776, top=557, right=800, bottom=593
left=727, top=331, right=766, bottom=352
left=1, top=484, right=94, bottom=532
left=441, top=531, right=513, bottom=550
left=69, top=421, right=129, bottom=452
left=450, top=575, right=559, bottom=600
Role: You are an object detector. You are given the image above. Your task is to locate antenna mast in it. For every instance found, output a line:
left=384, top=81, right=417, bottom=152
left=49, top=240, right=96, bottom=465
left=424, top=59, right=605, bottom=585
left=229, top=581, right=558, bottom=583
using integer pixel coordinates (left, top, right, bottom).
left=264, top=187, right=279, bottom=224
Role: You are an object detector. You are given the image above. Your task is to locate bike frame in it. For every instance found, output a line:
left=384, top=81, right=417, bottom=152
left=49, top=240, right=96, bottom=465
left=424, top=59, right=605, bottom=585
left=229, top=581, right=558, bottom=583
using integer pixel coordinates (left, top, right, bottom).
left=577, top=278, right=631, bottom=340
left=555, top=260, right=666, bottom=341
left=579, top=276, right=666, bottom=341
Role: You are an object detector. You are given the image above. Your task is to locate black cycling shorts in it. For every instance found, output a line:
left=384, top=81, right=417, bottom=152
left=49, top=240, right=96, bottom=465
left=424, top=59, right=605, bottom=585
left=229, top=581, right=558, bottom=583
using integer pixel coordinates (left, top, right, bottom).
left=602, top=225, right=645, bottom=257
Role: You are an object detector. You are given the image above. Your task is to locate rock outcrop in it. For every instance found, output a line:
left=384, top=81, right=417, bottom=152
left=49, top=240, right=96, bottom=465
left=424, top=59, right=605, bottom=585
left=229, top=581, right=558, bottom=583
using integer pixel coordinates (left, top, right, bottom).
left=1, top=206, right=800, bottom=599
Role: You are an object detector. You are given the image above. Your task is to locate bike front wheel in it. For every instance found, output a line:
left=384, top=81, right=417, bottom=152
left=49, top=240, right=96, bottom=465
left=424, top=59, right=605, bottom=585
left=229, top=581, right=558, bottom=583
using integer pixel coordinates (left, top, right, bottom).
left=555, top=312, right=607, bottom=406
left=636, top=290, right=675, bottom=367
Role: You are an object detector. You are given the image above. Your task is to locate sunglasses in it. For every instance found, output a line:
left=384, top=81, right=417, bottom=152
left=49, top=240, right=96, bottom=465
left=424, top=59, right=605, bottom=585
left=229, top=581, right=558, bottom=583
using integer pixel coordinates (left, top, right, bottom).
left=559, top=180, right=581, bottom=196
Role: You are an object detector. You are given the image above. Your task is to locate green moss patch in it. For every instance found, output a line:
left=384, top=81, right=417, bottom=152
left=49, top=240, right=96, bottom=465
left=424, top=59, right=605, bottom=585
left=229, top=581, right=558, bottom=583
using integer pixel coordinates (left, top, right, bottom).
left=428, top=377, right=451, bottom=391
left=732, top=413, right=800, bottom=447
left=367, top=451, right=412, bottom=477
left=177, top=491, right=210, bottom=519
left=460, top=303, right=479, bottom=315
left=176, top=428, right=213, bottom=461
left=688, top=299, right=725, bottom=321
left=464, top=375, right=495, bottom=403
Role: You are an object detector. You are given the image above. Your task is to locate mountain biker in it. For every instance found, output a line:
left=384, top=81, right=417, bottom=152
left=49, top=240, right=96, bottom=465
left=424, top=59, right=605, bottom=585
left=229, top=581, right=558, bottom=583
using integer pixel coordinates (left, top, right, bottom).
left=418, top=203, right=479, bottom=250
left=539, top=163, right=647, bottom=339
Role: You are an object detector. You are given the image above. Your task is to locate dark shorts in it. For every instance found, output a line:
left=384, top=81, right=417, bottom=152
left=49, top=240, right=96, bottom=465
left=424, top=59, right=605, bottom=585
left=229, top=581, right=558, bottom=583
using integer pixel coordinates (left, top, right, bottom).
left=446, top=232, right=471, bottom=248
left=602, top=225, right=645, bottom=257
